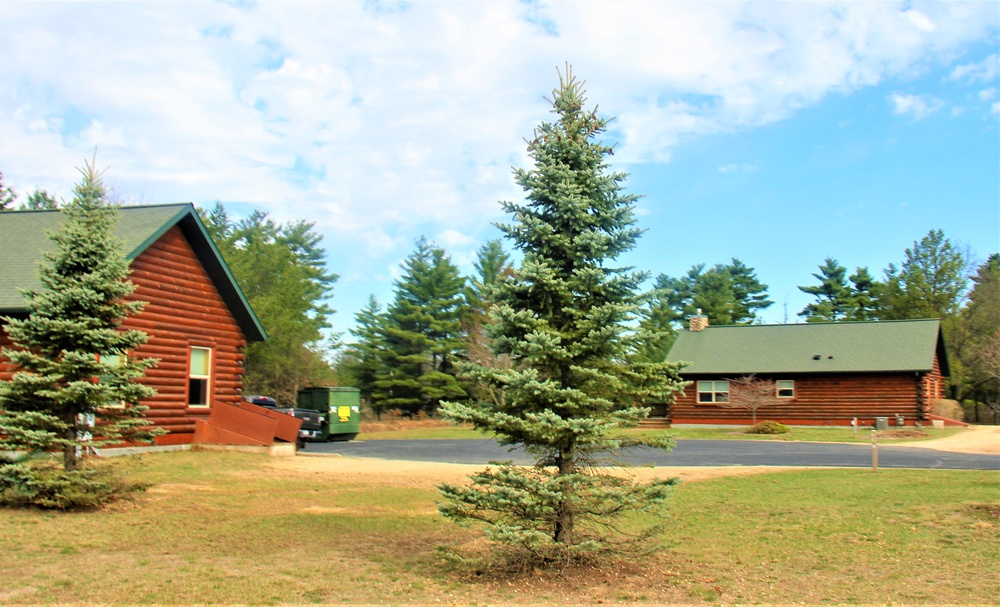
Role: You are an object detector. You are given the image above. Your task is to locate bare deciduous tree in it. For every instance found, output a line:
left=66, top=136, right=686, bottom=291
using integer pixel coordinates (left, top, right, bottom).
left=977, top=329, right=1000, bottom=420
left=722, top=375, right=784, bottom=426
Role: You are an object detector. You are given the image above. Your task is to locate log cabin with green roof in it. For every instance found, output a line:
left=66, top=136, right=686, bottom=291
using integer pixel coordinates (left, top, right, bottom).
left=663, top=316, right=949, bottom=427
left=0, top=204, right=266, bottom=445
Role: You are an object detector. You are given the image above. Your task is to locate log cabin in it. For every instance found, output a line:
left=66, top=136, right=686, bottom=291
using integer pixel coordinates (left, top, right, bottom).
left=0, top=203, right=266, bottom=445
left=662, top=316, right=949, bottom=427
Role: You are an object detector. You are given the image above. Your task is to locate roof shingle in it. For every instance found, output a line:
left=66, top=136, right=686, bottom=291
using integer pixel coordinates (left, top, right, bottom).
left=0, top=204, right=266, bottom=342
left=666, top=319, right=946, bottom=375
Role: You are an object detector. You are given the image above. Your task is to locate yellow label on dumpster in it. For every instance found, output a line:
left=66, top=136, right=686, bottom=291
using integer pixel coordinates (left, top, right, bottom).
left=338, top=406, right=351, bottom=423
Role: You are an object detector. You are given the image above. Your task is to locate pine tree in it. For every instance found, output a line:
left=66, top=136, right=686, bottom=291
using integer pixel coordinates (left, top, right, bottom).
left=375, top=238, right=467, bottom=415
left=880, top=229, right=970, bottom=320
left=466, top=239, right=511, bottom=316
left=632, top=274, right=686, bottom=362
left=340, top=295, right=388, bottom=418
left=23, top=189, right=59, bottom=210
left=0, top=171, right=16, bottom=211
left=798, top=257, right=851, bottom=322
left=947, top=254, right=1000, bottom=420
left=641, top=258, right=772, bottom=337
left=0, top=162, right=159, bottom=473
left=725, top=258, right=773, bottom=323
left=845, top=267, right=879, bottom=321
left=438, top=68, right=686, bottom=562
left=463, top=240, right=514, bottom=403
left=689, top=266, right=737, bottom=325
left=200, top=204, right=338, bottom=403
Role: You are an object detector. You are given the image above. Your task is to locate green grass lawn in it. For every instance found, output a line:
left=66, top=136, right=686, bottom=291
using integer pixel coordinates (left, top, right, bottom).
left=0, top=450, right=995, bottom=605
left=360, top=421, right=965, bottom=444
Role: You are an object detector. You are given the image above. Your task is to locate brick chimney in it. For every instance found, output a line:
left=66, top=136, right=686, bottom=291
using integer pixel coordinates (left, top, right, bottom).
left=689, top=309, right=709, bottom=332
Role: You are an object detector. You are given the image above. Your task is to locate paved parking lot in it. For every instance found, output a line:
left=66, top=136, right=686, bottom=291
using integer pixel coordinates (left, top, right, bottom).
left=306, top=438, right=1000, bottom=470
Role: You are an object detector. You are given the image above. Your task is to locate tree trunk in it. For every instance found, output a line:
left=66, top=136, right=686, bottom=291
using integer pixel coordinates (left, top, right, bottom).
left=63, top=425, right=78, bottom=471
left=553, top=444, right=575, bottom=546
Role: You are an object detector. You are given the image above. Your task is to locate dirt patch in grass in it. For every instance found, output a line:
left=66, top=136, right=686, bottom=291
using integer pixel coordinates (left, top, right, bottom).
left=876, top=428, right=932, bottom=439
left=899, top=424, right=999, bottom=454
left=270, top=454, right=789, bottom=488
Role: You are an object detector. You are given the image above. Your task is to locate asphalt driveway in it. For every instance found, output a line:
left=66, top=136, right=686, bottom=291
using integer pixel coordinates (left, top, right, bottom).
left=305, top=438, right=1000, bottom=470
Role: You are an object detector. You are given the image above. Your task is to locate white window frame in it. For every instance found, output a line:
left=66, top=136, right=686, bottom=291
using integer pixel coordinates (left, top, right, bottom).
left=188, top=346, right=213, bottom=408
left=697, top=380, right=730, bottom=404
left=776, top=380, right=795, bottom=399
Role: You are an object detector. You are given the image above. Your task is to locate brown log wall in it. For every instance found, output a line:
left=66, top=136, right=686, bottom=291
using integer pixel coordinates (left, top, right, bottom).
left=669, top=369, right=941, bottom=427
left=0, top=225, right=248, bottom=444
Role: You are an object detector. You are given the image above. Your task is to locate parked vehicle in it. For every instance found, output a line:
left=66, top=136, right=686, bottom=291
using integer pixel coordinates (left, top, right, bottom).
left=242, top=395, right=325, bottom=447
left=297, top=387, right=361, bottom=441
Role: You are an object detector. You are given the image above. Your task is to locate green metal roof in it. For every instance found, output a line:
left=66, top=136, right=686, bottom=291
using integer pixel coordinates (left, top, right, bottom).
left=666, top=319, right=947, bottom=376
left=0, top=204, right=266, bottom=342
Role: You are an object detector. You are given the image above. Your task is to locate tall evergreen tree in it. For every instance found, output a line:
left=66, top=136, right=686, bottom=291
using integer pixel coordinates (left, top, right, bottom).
left=438, top=68, right=686, bottom=562
left=340, top=295, right=388, bottom=417
left=845, top=267, right=879, bottom=321
left=725, top=258, right=773, bottom=323
left=466, top=239, right=511, bottom=316
left=689, top=266, right=737, bottom=325
left=643, top=258, right=772, bottom=333
left=463, top=240, right=514, bottom=401
left=200, top=204, right=338, bottom=403
left=23, top=190, right=59, bottom=210
left=947, top=254, right=1000, bottom=420
left=375, top=237, right=467, bottom=415
left=798, top=257, right=851, bottom=322
left=0, top=163, right=159, bottom=473
left=0, top=171, right=16, bottom=211
left=880, top=229, right=970, bottom=320
left=632, top=274, right=686, bottom=362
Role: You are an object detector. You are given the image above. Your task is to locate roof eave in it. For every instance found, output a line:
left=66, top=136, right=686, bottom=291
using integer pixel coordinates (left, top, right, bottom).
left=171, top=208, right=268, bottom=343
left=1, top=205, right=268, bottom=344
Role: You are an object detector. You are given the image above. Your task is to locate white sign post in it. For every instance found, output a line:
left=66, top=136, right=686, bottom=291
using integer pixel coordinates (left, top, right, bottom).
left=871, top=429, right=879, bottom=473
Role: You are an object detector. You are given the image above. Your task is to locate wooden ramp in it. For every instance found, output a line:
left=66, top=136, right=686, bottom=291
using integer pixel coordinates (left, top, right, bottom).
left=193, top=402, right=302, bottom=451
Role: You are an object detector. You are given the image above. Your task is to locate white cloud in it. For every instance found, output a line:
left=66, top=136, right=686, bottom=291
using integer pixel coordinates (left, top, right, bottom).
left=950, top=53, right=1000, bottom=83
left=436, top=229, right=475, bottom=248
left=889, top=92, right=946, bottom=119
left=1, top=2, right=992, bottom=210
left=904, top=9, right=937, bottom=33
left=0, top=0, right=995, bottom=324
left=718, top=163, right=759, bottom=174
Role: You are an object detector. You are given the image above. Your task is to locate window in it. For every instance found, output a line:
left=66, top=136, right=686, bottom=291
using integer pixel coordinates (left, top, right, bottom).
left=188, top=347, right=212, bottom=407
left=102, top=353, right=123, bottom=369
left=99, top=353, right=126, bottom=408
left=776, top=380, right=795, bottom=398
left=697, top=381, right=729, bottom=403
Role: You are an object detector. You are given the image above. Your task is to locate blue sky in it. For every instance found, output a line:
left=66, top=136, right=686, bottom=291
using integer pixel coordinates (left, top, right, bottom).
left=1, top=1, right=997, bottom=338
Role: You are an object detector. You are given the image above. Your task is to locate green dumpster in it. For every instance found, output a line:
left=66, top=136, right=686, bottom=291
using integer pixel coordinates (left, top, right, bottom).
left=297, top=387, right=361, bottom=441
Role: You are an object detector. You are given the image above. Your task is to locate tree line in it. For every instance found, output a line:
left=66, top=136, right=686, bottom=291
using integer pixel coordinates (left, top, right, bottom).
left=337, top=226, right=997, bottom=423
left=1, top=170, right=74, bottom=211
